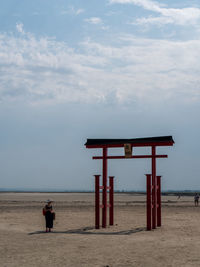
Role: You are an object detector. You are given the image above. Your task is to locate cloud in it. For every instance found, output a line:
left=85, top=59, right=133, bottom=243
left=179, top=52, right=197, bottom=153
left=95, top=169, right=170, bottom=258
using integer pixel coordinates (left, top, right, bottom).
left=110, top=0, right=200, bottom=26
left=84, top=17, right=108, bottom=30
left=16, top=23, right=25, bottom=34
left=76, top=9, right=84, bottom=15
left=132, top=16, right=174, bottom=26
left=0, top=28, right=200, bottom=105
left=61, top=6, right=84, bottom=16
left=85, top=17, right=102, bottom=24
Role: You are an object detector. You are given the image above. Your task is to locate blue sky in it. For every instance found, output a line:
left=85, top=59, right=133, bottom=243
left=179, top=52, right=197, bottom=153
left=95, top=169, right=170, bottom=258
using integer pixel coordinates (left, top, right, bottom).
left=0, top=0, right=200, bottom=190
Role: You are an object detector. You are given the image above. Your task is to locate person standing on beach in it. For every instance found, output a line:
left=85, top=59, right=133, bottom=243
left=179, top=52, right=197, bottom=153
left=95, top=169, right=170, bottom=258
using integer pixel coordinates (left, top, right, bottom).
left=194, top=193, right=199, bottom=207
left=43, top=200, right=55, bottom=232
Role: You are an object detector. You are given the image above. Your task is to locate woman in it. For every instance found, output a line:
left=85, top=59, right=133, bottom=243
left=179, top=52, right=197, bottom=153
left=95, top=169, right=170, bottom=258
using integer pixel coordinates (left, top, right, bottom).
left=194, top=193, right=199, bottom=207
left=43, top=200, right=55, bottom=232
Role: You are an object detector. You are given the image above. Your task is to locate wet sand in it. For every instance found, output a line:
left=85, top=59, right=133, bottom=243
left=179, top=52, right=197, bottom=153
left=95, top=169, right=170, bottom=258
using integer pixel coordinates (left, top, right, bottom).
left=0, top=193, right=200, bottom=267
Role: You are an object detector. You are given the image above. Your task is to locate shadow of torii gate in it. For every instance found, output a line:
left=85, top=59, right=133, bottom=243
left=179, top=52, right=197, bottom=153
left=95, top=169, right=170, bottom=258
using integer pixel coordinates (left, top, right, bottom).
left=85, top=136, right=174, bottom=231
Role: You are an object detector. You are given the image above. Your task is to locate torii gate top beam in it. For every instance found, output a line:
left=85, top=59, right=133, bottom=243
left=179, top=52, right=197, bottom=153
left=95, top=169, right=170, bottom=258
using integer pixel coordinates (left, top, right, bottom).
left=85, top=136, right=174, bottom=149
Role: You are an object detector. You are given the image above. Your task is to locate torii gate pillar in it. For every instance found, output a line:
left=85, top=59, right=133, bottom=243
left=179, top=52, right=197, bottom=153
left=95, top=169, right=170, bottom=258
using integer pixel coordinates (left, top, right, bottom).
left=102, top=148, right=107, bottom=228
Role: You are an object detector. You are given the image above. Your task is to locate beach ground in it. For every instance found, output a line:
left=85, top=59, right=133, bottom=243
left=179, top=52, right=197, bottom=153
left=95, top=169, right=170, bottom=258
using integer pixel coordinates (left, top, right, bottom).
left=0, top=193, right=200, bottom=267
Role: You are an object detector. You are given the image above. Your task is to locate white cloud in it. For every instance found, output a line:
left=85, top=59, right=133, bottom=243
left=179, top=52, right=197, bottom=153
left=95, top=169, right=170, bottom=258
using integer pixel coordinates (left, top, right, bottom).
left=61, top=6, right=84, bottom=16
left=110, top=0, right=162, bottom=11
left=132, top=16, right=174, bottom=26
left=0, top=30, right=200, bottom=105
left=101, top=25, right=110, bottom=31
left=110, top=0, right=200, bottom=26
left=16, top=23, right=25, bottom=34
left=85, top=17, right=102, bottom=24
left=76, top=9, right=84, bottom=15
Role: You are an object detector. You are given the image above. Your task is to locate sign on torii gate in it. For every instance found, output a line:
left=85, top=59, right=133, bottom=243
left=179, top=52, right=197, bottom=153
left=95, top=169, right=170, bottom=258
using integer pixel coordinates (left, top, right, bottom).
left=85, top=136, right=174, bottom=231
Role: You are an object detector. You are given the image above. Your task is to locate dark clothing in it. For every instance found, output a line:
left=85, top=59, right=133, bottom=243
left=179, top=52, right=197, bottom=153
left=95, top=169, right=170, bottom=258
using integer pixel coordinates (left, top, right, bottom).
left=45, top=205, right=54, bottom=229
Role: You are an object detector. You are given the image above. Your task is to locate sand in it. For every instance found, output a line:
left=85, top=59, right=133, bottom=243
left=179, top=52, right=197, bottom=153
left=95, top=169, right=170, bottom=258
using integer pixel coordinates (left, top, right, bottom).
left=0, top=192, right=200, bottom=267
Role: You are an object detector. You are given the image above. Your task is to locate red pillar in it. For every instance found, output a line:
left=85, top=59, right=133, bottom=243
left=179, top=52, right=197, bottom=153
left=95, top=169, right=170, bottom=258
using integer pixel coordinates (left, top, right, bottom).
left=157, top=176, right=161, bottom=227
left=146, top=174, right=152, bottom=231
left=109, top=176, right=114, bottom=226
left=102, top=148, right=107, bottom=228
left=152, top=146, right=157, bottom=229
left=94, top=175, right=100, bottom=229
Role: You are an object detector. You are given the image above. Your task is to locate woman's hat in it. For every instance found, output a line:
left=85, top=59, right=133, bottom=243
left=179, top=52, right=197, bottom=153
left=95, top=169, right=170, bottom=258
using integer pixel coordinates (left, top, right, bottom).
left=46, top=199, right=53, bottom=203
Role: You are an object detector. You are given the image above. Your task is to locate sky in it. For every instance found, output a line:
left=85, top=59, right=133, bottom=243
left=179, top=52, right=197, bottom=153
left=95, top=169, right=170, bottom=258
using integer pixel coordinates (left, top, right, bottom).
left=0, top=0, right=200, bottom=191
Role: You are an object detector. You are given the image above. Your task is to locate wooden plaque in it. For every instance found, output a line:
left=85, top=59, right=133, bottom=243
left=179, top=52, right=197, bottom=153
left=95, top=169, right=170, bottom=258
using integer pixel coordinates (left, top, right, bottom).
left=124, top=143, right=132, bottom=158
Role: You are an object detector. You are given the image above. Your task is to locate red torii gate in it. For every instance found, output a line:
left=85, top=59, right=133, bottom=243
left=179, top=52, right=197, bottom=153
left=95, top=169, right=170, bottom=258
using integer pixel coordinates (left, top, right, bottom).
left=85, top=136, right=174, bottom=231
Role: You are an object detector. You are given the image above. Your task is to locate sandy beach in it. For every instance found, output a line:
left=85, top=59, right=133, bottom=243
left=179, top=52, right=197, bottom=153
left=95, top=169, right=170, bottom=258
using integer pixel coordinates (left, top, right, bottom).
left=0, top=192, right=200, bottom=267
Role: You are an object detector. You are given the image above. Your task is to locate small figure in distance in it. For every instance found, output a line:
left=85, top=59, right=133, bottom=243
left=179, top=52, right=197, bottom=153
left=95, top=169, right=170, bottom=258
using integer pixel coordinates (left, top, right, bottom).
left=43, top=199, right=55, bottom=232
left=177, top=194, right=181, bottom=200
left=194, top=193, right=199, bottom=207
